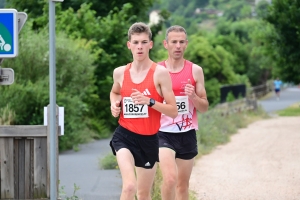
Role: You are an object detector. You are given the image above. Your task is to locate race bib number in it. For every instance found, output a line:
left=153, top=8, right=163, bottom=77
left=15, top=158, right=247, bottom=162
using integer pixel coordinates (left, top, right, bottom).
left=176, top=96, right=189, bottom=114
left=122, top=97, right=149, bottom=118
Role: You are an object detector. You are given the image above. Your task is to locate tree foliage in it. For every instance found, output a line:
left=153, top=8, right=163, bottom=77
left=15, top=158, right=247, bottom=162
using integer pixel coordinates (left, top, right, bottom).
left=265, top=0, right=300, bottom=83
left=183, top=34, right=242, bottom=106
left=53, top=3, right=135, bottom=129
left=0, top=26, right=107, bottom=150
left=6, top=0, right=156, bottom=20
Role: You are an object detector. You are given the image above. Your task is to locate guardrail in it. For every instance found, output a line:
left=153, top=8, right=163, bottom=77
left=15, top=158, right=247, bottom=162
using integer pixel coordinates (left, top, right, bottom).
left=214, top=98, right=258, bottom=116
left=248, top=81, right=274, bottom=99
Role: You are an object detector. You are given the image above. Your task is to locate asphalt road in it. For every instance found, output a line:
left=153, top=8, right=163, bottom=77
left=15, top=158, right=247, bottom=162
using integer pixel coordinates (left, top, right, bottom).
left=258, top=87, right=300, bottom=113
left=59, top=86, right=300, bottom=200
left=59, top=139, right=122, bottom=200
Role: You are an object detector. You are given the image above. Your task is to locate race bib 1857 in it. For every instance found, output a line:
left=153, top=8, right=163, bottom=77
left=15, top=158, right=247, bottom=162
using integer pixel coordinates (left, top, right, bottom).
left=122, top=97, right=149, bottom=118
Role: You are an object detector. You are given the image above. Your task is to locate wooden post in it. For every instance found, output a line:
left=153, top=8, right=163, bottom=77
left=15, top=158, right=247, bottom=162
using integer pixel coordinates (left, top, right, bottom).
left=0, top=138, right=14, bottom=198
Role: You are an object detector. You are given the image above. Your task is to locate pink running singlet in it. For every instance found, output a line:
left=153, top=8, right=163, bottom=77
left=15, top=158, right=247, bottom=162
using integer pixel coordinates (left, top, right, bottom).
left=158, top=60, right=199, bottom=132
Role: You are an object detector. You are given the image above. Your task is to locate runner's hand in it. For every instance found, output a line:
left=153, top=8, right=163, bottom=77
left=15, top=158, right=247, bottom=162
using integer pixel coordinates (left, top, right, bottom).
left=111, top=101, right=121, bottom=117
left=185, top=79, right=197, bottom=99
left=131, top=89, right=148, bottom=105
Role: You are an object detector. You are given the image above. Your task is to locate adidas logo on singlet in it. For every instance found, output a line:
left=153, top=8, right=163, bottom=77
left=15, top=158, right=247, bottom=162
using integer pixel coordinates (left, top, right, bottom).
left=145, top=162, right=151, bottom=167
left=142, top=89, right=151, bottom=95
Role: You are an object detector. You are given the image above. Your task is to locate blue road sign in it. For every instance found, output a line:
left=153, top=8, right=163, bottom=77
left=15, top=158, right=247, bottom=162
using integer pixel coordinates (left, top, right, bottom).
left=0, top=9, right=18, bottom=58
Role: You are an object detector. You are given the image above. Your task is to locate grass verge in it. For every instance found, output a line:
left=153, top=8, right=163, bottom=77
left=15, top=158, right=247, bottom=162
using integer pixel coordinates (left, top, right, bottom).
left=277, top=102, right=300, bottom=116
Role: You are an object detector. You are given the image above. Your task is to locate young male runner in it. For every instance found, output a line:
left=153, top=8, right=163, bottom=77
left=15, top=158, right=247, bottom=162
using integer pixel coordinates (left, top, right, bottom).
left=110, top=22, right=177, bottom=200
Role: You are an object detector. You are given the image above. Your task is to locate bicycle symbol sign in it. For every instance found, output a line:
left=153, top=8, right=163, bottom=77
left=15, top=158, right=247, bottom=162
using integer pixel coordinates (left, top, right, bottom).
left=0, top=9, right=18, bottom=58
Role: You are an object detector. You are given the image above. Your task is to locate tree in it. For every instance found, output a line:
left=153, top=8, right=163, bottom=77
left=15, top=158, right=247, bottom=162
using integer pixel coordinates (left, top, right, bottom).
left=184, top=34, right=242, bottom=106
left=255, top=0, right=271, bottom=19
left=247, top=20, right=276, bottom=85
left=6, top=0, right=156, bottom=20
left=265, top=0, right=300, bottom=83
left=223, top=1, right=252, bottom=21
left=0, top=26, right=104, bottom=151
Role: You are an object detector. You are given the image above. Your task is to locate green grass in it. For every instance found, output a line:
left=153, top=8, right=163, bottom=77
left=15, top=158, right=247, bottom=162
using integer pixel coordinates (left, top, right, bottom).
left=0, top=104, right=15, bottom=125
left=59, top=182, right=82, bottom=200
left=196, top=105, right=268, bottom=157
left=277, top=102, right=300, bottom=116
left=98, top=153, right=118, bottom=169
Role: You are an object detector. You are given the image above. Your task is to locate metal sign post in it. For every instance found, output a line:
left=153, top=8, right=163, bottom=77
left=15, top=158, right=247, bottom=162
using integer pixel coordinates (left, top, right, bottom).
left=48, top=0, right=57, bottom=198
left=49, top=0, right=64, bottom=199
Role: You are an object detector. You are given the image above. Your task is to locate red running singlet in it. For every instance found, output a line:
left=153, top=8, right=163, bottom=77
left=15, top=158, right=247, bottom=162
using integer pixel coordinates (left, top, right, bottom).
left=118, top=62, right=163, bottom=135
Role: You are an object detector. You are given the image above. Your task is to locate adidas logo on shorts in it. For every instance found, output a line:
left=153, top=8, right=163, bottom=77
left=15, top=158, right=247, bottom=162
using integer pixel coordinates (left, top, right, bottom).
left=145, top=162, right=151, bottom=167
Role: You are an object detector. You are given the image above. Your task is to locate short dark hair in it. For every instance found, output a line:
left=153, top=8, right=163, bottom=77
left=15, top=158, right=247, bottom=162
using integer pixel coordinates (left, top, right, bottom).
left=128, top=22, right=152, bottom=41
left=165, top=25, right=187, bottom=41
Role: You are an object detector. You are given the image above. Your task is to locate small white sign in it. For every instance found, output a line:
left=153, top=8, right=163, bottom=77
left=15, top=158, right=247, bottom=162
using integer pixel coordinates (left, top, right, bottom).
left=44, top=107, right=64, bottom=135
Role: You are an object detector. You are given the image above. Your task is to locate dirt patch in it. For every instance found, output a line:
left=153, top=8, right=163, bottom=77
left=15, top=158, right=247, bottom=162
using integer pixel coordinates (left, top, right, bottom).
left=190, top=116, right=300, bottom=200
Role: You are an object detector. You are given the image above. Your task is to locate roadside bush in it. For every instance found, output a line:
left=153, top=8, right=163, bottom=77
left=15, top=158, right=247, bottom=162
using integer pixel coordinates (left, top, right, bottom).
left=0, top=104, right=15, bottom=125
left=99, top=153, right=118, bottom=170
left=197, top=106, right=268, bottom=156
left=0, top=27, right=107, bottom=151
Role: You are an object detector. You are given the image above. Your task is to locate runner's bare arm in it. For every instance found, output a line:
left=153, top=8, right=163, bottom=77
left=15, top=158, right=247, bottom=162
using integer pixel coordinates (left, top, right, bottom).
left=186, top=64, right=209, bottom=113
left=152, top=66, right=178, bottom=118
left=110, top=67, right=124, bottom=117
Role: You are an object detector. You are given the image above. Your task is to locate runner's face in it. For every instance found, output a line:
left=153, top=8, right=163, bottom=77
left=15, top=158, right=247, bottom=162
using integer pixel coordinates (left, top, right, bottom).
left=164, top=31, right=188, bottom=60
left=127, top=33, right=153, bottom=61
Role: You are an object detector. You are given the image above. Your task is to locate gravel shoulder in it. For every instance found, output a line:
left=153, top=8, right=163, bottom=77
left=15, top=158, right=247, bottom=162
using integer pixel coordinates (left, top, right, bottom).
left=190, top=116, right=300, bottom=200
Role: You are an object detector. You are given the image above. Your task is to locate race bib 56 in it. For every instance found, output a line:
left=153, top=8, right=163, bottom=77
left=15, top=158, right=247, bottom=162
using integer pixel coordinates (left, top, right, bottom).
left=175, top=96, right=189, bottom=114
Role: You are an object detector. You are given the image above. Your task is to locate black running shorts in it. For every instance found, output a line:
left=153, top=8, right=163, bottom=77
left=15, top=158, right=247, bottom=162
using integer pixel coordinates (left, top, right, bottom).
left=158, top=129, right=198, bottom=160
left=110, top=125, right=159, bottom=169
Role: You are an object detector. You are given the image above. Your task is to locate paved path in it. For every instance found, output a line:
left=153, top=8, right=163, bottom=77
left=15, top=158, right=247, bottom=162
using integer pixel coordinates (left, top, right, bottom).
left=59, top=86, right=300, bottom=199
left=258, top=87, right=300, bottom=113
left=59, top=139, right=122, bottom=199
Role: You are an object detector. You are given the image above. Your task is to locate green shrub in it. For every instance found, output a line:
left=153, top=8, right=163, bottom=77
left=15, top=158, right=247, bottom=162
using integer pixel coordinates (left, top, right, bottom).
left=197, top=106, right=268, bottom=157
left=59, top=182, right=82, bottom=200
left=226, top=91, right=236, bottom=102
left=0, top=104, right=15, bottom=125
left=0, top=27, right=109, bottom=151
left=99, top=153, right=118, bottom=169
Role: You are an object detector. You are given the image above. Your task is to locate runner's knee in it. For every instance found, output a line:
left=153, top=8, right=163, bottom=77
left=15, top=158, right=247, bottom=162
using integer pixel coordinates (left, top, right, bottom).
left=163, top=174, right=177, bottom=188
left=122, top=183, right=136, bottom=196
left=176, top=181, right=189, bottom=193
